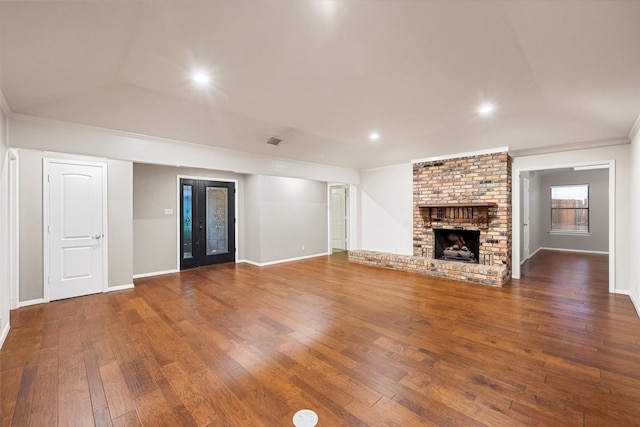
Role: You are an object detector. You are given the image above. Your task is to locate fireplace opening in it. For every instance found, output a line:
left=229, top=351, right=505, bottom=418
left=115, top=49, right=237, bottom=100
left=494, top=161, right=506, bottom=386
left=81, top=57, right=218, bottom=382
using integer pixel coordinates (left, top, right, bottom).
left=433, top=229, right=480, bottom=263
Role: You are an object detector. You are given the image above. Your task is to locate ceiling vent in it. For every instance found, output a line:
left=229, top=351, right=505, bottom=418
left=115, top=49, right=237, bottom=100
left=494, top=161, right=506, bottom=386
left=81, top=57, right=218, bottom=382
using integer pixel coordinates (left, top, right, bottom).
left=266, top=137, right=282, bottom=146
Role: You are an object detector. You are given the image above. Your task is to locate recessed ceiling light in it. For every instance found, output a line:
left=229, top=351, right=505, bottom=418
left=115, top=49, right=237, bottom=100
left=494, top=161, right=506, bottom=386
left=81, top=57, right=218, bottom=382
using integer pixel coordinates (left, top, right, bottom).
left=369, top=132, right=380, bottom=141
left=477, top=102, right=495, bottom=117
left=192, top=72, right=210, bottom=85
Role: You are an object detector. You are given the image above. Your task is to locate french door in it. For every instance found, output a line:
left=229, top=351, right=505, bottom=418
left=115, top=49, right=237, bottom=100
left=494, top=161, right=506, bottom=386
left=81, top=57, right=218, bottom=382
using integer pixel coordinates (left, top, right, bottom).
left=180, top=179, right=235, bottom=269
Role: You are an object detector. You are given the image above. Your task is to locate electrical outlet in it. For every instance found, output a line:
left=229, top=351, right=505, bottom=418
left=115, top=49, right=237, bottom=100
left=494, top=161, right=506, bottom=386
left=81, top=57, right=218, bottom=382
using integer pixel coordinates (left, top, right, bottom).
left=301, top=245, right=305, bottom=251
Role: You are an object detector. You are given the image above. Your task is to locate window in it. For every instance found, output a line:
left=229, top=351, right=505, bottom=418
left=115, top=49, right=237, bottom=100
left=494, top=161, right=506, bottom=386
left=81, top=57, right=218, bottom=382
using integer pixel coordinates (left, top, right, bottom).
left=550, top=185, right=589, bottom=234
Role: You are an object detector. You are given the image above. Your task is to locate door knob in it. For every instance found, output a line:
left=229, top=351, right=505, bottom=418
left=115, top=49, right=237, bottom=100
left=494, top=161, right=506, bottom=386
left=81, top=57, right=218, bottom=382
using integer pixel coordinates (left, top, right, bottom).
left=92, top=234, right=102, bottom=239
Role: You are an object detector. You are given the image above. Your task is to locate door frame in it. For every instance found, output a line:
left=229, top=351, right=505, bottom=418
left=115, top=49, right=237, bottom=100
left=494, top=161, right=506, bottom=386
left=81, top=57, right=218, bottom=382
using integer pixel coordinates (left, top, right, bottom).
left=43, top=158, right=109, bottom=302
left=512, top=159, right=615, bottom=293
left=8, top=149, right=19, bottom=309
left=176, top=175, right=239, bottom=269
left=522, top=176, right=530, bottom=262
left=327, top=183, right=351, bottom=252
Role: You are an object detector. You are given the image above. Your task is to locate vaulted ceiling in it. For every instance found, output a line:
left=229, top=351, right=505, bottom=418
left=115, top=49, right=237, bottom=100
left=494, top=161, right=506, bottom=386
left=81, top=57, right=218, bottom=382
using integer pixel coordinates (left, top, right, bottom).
left=1, top=1, right=639, bottom=169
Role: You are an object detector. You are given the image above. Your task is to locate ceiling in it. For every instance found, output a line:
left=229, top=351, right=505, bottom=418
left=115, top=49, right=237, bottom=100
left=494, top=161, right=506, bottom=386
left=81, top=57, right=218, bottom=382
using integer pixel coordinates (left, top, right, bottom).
left=1, top=1, right=639, bottom=170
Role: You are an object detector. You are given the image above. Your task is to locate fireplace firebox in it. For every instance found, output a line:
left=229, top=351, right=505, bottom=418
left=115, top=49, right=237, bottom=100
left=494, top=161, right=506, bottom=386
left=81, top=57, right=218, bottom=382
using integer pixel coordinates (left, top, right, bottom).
left=433, top=229, right=480, bottom=263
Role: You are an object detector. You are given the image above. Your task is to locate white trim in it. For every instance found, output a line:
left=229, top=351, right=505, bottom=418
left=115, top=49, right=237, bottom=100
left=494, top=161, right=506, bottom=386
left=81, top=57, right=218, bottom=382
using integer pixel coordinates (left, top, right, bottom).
left=613, top=289, right=640, bottom=318
left=0, top=322, right=10, bottom=349
left=176, top=175, right=240, bottom=270
left=412, top=147, right=509, bottom=164
left=133, top=269, right=179, bottom=279
left=573, top=164, right=609, bottom=171
left=547, top=231, right=591, bottom=236
left=43, top=158, right=109, bottom=302
left=106, top=283, right=134, bottom=292
left=18, top=298, right=45, bottom=308
left=238, top=252, right=329, bottom=267
left=535, top=247, right=609, bottom=255
left=528, top=247, right=543, bottom=259
left=510, top=137, right=628, bottom=158
left=512, top=160, right=615, bottom=294
left=360, top=162, right=411, bottom=173
left=8, top=150, right=19, bottom=309
left=608, top=160, right=616, bottom=293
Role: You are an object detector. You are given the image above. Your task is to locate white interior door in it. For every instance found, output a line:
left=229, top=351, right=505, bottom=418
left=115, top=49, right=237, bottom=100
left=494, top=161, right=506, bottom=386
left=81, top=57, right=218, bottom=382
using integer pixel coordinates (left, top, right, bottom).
left=523, top=177, right=531, bottom=261
left=46, top=160, right=106, bottom=301
left=331, top=187, right=347, bottom=251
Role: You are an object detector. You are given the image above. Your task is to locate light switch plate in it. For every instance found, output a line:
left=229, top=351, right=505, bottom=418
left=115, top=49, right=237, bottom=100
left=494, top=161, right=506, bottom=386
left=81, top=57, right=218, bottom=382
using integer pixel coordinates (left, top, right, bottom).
left=164, top=209, right=174, bottom=215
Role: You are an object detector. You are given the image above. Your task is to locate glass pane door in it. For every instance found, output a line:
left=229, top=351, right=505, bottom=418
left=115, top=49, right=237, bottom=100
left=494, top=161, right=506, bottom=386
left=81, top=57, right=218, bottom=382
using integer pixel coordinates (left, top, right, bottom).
left=206, top=187, right=229, bottom=255
left=180, top=179, right=235, bottom=270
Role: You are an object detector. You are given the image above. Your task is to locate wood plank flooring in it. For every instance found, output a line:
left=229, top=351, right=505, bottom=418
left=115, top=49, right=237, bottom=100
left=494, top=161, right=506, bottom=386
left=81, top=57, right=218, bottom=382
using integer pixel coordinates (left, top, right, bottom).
left=2, top=250, right=640, bottom=426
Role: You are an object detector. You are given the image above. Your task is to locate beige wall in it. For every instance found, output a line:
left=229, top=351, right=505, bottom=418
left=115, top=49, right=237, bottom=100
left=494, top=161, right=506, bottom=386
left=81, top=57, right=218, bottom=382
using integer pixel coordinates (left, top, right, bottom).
left=18, top=149, right=43, bottom=300
left=133, top=163, right=245, bottom=275
left=244, top=175, right=328, bottom=264
left=18, top=149, right=133, bottom=302
left=108, top=160, right=134, bottom=287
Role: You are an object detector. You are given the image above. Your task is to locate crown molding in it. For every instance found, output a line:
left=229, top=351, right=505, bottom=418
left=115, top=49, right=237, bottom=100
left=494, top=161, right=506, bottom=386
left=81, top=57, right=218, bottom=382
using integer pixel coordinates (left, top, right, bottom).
left=411, top=146, right=510, bottom=164
left=510, top=137, right=629, bottom=158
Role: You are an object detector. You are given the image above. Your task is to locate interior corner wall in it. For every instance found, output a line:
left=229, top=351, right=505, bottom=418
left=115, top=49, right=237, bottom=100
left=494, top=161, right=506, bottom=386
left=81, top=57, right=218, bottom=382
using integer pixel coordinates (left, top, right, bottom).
left=132, top=163, right=245, bottom=276
left=0, top=108, right=10, bottom=346
left=359, top=163, right=413, bottom=255
left=244, top=175, right=328, bottom=264
left=17, top=149, right=134, bottom=302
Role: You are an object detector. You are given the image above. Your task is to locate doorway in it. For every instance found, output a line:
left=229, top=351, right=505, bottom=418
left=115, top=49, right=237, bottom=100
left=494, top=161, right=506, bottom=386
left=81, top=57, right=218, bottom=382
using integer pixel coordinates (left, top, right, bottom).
left=513, top=161, right=614, bottom=292
left=180, top=179, right=235, bottom=269
left=330, top=185, right=349, bottom=253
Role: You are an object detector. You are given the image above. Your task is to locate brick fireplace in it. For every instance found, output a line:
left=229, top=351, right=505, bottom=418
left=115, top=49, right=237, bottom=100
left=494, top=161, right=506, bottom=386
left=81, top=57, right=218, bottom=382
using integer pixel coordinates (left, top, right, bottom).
left=349, top=151, right=512, bottom=287
left=413, top=151, right=512, bottom=285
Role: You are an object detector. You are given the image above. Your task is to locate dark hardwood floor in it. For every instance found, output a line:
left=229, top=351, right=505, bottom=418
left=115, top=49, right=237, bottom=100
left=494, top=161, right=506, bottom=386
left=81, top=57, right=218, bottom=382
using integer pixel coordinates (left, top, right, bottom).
left=2, top=250, right=640, bottom=426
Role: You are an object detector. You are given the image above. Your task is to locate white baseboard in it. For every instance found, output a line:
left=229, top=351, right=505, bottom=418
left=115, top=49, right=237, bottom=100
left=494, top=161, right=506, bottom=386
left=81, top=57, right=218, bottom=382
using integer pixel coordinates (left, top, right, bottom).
left=18, top=298, right=45, bottom=308
left=0, top=322, right=10, bottom=350
left=238, top=252, right=330, bottom=267
left=614, top=289, right=640, bottom=318
left=133, top=269, right=179, bottom=279
left=536, top=247, right=609, bottom=255
left=106, top=283, right=134, bottom=292
left=631, top=293, right=640, bottom=318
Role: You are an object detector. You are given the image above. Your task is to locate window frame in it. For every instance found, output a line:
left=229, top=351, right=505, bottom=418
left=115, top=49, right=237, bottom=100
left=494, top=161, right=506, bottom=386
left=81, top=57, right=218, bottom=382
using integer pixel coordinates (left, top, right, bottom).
left=549, top=184, right=590, bottom=235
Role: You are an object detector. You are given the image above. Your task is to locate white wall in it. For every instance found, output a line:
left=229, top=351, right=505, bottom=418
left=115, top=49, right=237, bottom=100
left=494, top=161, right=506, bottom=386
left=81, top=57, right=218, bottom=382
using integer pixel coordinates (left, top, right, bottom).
left=0, top=107, right=10, bottom=347
left=244, top=175, right=328, bottom=264
left=359, top=163, right=413, bottom=255
left=512, top=144, right=630, bottom=293
left=629, top=125, right=640, bottom=314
